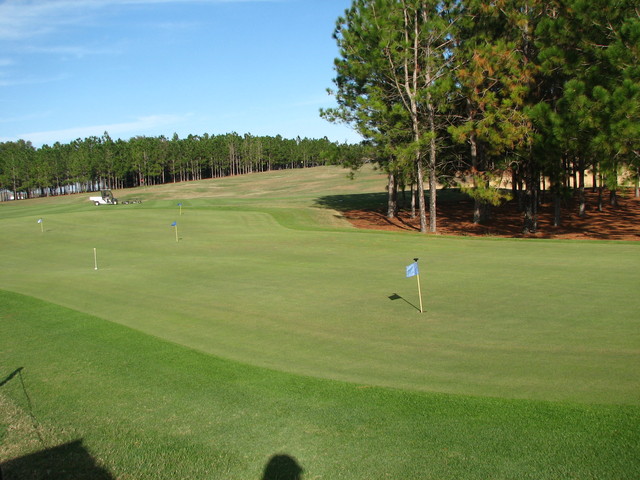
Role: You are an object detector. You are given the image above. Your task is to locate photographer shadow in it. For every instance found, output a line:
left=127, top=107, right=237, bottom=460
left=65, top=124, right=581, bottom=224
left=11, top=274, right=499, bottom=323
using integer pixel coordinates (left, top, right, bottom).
left=0, top=368, right=113, bottom=479
left=261, top=454, right=303, bottom=480
left=0, top=439, right=113, bottom=479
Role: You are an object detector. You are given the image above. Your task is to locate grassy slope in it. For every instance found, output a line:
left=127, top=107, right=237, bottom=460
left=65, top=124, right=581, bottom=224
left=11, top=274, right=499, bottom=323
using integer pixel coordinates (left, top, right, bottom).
left=1, top=290, right=639, bottom=479
left=1, top=165, right=639, bottom=478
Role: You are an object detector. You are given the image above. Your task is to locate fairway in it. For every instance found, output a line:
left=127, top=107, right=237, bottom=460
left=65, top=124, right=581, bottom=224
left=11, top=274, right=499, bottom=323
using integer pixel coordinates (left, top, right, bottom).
left=1, top=166, right=639, bottom=479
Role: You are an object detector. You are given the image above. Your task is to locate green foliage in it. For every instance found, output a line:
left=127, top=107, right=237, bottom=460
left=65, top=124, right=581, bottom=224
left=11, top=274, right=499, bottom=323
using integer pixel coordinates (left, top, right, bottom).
left=460, top=174, right=513, bottom=206
left=324, top=0, right=638, bottom=233
left=0, top=133, right=364, bottom=197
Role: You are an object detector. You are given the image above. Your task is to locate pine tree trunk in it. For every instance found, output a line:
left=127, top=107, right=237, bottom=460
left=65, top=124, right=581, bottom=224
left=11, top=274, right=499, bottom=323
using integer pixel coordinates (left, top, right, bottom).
left=416, top=158, right=427, bottom=233
left=598, top=172, right=604, bottom=212
left=553, top=182, right=562, bottom=227
left=410, top=184, right=416, bottom=218
left=577, top=159, right=586, bottom=217
left=429, top=162, right=437, bottom=233
left=387, top=171, right=397, bottom=219
left=427, top=106, right=437, bottom=233
left=470, top=132, right=481, bottom=225
left=522, top=163, right=538, bottom=234
left=473, top=199, right=482, bottom=224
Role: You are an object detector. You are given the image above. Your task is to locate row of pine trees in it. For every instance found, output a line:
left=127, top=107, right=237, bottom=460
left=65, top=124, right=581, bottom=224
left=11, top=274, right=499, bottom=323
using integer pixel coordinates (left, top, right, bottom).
left=322, top=0, right=639, bottom=233
left=0, top=132, right=354, bottom=201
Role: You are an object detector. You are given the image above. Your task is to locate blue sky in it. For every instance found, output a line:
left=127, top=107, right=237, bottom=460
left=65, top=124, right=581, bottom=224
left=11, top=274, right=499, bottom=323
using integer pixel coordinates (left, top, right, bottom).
left=0, top=0, right=360, bottom=147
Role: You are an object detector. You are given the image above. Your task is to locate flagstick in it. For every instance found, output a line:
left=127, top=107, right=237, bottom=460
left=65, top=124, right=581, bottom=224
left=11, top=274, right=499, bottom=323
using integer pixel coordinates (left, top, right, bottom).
left=179, top=204, right=182, bottom=216
left=415, top=273, right=423, bottom=313
left=40, top=220, right=44, bottom=233
left=94, top=248, right=98, bottom=270
left=175, top=225, right=179, bottom=243
left=411, top=257, right=423, bottom=313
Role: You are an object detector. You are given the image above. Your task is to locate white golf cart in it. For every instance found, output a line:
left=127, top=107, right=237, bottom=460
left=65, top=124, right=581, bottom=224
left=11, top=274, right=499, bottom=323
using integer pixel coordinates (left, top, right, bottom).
left=89, top=190, right=118, bottom=205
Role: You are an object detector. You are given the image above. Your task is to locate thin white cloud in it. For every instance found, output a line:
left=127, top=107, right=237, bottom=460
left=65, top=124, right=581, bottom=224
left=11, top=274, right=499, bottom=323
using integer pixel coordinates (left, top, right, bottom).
left=0, top=111, right=52, bottom=124
left=23, top=44, right=123, bottom=58
left=0, top=72, right=69, bottom=88
left=0, top=0, right=281, bottom=39
left=0, top=113, right=192, bottom=146
left=0, top=1, right=87, bottom=40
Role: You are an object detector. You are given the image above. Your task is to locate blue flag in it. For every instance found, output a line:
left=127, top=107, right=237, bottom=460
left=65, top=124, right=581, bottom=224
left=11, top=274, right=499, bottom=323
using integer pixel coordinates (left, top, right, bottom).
left=177, top=203, right=182, bottom=206
left=406, top=262, right=419, bottom=278
left=171, top=221, right=177, bottom=227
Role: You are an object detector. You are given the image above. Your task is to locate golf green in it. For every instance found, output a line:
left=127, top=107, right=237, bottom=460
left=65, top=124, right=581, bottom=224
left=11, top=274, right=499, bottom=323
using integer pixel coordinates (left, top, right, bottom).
left=1, top=166, right=639, bottom=479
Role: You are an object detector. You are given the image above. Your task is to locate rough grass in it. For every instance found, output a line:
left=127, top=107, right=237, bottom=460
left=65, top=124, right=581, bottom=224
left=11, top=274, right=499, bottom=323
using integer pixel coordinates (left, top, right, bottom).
left=1, top=165, right=639, bottom=478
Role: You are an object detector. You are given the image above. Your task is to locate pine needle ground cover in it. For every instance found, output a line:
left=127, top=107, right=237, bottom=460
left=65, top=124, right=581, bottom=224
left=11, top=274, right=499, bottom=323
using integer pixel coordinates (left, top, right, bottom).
left=1, top=166, right=639, bottom=479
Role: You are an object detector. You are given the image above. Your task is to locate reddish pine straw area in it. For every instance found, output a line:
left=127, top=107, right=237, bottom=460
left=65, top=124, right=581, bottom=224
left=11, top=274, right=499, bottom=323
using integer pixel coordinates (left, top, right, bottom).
left=344, top=189, right=640, bottom=241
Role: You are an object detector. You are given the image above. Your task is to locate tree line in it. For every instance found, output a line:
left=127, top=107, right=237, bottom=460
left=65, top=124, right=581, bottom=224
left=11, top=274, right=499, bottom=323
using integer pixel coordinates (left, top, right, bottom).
left=322, top=0, right=639, bottom=233
left=0, top=132, right=356, bottom=201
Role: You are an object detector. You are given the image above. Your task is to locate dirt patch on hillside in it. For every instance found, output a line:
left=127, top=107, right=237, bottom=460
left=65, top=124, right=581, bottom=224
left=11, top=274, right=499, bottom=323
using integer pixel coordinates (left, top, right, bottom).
left=343, top=189, right=640, bottom=241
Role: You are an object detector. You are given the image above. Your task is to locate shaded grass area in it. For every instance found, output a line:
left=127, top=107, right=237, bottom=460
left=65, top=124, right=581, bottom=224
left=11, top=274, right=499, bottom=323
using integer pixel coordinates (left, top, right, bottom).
left=314, top=188, right=468, bottom=212
left=315, top=185, right=640, bottom=240
left=1, top=289, right=639, bottom=480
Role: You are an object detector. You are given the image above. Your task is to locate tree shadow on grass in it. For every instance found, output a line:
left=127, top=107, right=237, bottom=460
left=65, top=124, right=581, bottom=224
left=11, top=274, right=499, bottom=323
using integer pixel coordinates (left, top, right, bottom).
left=314, top=192, right=421, bottom=230
left=0, top=439, right=114, bottom=480
left=314, top=192, right=389, bottom=212
left=315, top=190, right=466, bottom=213
left=261, top=454, right=304, bottom=480
left=314, top=190, right=472, bottom=232
left=316, top=189, right=640, bottom=240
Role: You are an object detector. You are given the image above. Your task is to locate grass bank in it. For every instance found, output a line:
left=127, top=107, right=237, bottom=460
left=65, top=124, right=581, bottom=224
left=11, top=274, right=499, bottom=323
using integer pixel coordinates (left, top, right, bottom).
left=2, top=290, right=639, bottom=479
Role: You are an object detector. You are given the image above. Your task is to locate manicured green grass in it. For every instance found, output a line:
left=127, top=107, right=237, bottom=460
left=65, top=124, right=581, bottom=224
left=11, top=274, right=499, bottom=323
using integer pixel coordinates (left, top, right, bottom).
left=2, top=290, right=639, bottom=479
left=1, top=165, right=639, bottom=478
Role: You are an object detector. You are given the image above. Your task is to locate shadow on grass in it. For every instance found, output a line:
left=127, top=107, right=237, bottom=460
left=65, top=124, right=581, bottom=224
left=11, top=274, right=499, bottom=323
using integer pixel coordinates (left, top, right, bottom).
left=314, top=190, right=467, bottom=213
left=0, top=368, right=114, bottom=479
left=314, top=190, right=472, bottom=232
left=314, top=192, right=389, bottom=212
left=315, top=192, right=422, bottom=231
left=389, top=293, right=421, bottom=313
left=316, top=189, right=640, bottom=240
left=0, top=439, right=114, bottom=479
left=0, top=368, right=23, bottom=388
left=261, top=454, right=303, bottom=480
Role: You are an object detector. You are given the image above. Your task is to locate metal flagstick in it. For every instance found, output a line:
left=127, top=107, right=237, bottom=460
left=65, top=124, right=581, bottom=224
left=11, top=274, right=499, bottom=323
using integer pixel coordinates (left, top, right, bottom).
left=94, top=248, right=98, bottom=270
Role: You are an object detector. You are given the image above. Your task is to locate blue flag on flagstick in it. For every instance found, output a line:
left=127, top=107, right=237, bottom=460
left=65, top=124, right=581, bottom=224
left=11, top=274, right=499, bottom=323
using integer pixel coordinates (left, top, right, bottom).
left=406, top=262, right=419, bottom=278
left=171, top=221, right=177, bottom=227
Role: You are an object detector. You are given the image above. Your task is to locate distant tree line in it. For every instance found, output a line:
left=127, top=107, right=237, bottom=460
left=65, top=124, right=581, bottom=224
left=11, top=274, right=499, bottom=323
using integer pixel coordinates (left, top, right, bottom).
left=0, top=132, right=358, bottom=201
left=322, top=0, right=639, bottom=233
